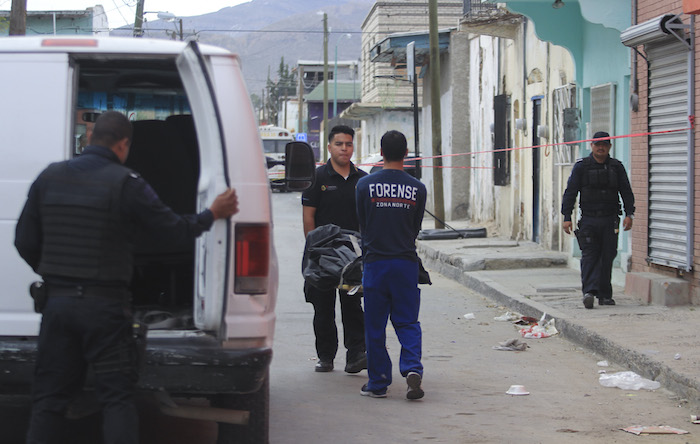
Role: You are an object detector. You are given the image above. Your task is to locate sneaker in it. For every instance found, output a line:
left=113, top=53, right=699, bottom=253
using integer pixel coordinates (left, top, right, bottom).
left=406, top=372, right=424, bottom=400
left=582, top=293, right=594, bottom=309
left=315, top=360, right=334, bottom=372
left=360, top=384, right=387, bottom=398
left=599, top=298, right=616, bottom=306
left=345, top=352, right=367, bottom=374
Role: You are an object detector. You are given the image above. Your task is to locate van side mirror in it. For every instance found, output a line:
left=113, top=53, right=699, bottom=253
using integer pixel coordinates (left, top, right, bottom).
left=284, top=141, right=315, bottom=191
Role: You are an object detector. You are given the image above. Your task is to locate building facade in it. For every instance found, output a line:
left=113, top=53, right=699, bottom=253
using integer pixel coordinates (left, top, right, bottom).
left=0, top=6, right=109, bottom=36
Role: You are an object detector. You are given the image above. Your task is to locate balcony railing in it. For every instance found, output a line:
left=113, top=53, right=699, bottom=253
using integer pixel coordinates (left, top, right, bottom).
left=463, top=0, right=499, bottom=18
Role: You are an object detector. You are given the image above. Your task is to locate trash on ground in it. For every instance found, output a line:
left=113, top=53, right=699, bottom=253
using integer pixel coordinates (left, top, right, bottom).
left=674, top=353, right=682, bottom=360
left=513, top=316, right=539, bottom=326
left=505, top=384, right=529, bottom=396
left=599, top=371, right=661, bottom=391
left=463, top=313, right=476, bottom=320
left=690, top=414, right=700, bottom=424
left=492, top=338, right=528, bottom=351
left=597, top=360, right=609, bottom=367
left=494, top=311, right=522, bottom=322
left=621, top=425, right=688, bottom=435
left=519, top=313, right=558, bottom=339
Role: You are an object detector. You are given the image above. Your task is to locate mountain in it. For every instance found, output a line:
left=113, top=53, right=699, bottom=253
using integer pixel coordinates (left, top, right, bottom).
left=117, top=0, right=373, bottom=96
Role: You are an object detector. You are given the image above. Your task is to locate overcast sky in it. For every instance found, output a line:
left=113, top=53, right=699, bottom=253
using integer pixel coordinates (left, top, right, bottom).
left=1, top=1, right=250, bottom=29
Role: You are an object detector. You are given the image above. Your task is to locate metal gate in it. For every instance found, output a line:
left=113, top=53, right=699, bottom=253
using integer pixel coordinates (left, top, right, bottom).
left=646, top=39, right=690, bottom=270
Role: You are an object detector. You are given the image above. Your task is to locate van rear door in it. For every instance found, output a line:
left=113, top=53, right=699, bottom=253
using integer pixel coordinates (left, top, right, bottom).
left=176, top=42, right=229, bottom=333
left=0, top=53, right=73, bottom=335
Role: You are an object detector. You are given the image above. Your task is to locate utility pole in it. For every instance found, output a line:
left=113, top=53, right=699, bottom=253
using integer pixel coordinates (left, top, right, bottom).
left=429, top=0, right=445, bottom=228
left=9, top=0, right=27, bottom=36
left=322, top=13, right=329, bottom=162
left=298, top=66, right=305, bottom=137
left=133, top=0, right=145, bottom=37
left=408, top=41, right=421, bottom=180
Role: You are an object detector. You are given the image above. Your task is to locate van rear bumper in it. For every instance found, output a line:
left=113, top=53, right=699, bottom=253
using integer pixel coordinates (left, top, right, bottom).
left=0, top=336, right=272, bottom=396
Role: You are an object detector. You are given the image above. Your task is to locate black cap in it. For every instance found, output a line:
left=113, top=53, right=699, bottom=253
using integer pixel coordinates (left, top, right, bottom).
left=592, top=131, right=611, bottom=145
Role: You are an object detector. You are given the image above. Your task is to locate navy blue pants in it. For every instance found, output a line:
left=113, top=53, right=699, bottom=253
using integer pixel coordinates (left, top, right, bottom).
left=305, top=283, right=365, bottom=362
left=27, top=295, right=139, bottom=444
left=362, top=259, right=422, bottom=393
left=577, top=215, right=619, bottom=299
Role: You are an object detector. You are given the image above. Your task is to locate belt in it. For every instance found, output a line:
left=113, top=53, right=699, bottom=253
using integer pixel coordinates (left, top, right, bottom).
left=582, top=210, right=619, bottom=217
left=46, top=284, right=129, bottom=300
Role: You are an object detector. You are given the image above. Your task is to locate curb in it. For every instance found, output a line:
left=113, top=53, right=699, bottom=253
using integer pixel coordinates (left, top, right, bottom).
left=418, top=241, right=700, bottom=408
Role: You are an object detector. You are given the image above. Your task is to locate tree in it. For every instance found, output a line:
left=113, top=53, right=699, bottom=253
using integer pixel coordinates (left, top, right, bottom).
left=264, top=57, right=297, bottom=127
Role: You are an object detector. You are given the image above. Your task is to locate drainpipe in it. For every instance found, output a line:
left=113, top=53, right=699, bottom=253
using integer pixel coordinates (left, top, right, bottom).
left=686, top=15, right=695, bottom=272
left=631, top=0, right=638, bottom=108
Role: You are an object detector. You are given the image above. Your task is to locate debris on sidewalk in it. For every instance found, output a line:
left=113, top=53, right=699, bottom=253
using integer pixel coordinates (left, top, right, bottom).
left=505, top=384, right=529, bottom=395
left=494, top=311, right=521, bottom=322
left=463, top=313, right=476, bottom=320
left=519, top=313, right=558, bottom=339
left=599, top=371, right=661, bottom=391
left=513, top=316, right=539, bottom=326
left=621, top=425, right=688, bottom=435
left=492, top=338, right=528, bottom=351
left=674, top=353, right=682, bottom=360
left=597, top=360, right=609, bottom=367
left=690, top=415, right=700, bottom=424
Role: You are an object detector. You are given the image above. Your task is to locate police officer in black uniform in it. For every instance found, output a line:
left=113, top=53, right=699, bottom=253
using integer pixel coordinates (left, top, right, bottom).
left=15, top=111, right=239, bottom=444
left=301, top=125, right=368, bottom=373
left=561, top=131, right=635, bottom=309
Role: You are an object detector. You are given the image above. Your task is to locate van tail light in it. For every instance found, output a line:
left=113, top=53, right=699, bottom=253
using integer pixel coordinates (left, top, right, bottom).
left=235, top=224, right=270, bottom=294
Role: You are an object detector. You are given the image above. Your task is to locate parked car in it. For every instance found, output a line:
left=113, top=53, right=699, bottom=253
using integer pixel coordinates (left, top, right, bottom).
left=0, top=36, right=314, bottom=443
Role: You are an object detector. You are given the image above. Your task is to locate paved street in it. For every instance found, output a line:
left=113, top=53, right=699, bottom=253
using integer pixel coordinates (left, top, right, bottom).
left=1, top=191, right=697, bottom=443
left=268, top=192, right=697, bottom=443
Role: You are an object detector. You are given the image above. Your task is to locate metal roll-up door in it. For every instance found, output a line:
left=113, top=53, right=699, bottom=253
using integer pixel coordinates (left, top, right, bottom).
left=646, top=39, right=690, bottom=269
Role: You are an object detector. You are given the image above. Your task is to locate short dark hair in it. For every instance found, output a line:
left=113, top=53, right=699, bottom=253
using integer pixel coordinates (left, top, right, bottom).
left=381, top=130, right=407, bottom=162
left=328, top=125, right=354, bottom=143
left=89, top=111, right=133, bottom=147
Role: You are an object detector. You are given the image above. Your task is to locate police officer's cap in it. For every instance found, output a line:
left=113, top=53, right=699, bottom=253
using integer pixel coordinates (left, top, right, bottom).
left=592, top=131, right=612, bottom=145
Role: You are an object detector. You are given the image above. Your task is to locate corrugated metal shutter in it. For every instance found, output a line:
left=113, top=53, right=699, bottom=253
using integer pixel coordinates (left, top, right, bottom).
left=646, top=39, right=690, bottom=270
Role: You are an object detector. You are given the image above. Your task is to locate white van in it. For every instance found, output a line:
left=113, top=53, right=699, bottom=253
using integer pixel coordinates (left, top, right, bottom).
left=0, top=36, right=314, bottom=442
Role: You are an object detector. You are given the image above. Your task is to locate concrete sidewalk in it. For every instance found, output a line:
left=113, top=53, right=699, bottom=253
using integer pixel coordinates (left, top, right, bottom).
left=417, top=233, right=700, bottom=408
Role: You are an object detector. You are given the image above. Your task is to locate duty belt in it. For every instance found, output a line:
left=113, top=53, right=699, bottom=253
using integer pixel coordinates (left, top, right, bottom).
left=46, top=284, right=129, bottom=300
left=582, top=210, right=619, bottom=217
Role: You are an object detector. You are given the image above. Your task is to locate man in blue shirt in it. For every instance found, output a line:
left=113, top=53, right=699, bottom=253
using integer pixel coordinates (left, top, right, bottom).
left=356, top=130, right=427, bottom=400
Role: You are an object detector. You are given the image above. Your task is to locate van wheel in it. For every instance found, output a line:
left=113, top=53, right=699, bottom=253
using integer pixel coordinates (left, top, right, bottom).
left=212, top=373, right=269, bottom=444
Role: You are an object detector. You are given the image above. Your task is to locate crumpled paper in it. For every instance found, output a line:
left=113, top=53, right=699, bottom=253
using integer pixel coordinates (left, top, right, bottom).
left=621, top=425, right=688, bottom=435
left=494, top=311, right=522, bottom=322
left=518, top=313, right=558, bottom=339
left=492, top=338, right=528, bottom=351
left=599, top=371, right=661, bottom=391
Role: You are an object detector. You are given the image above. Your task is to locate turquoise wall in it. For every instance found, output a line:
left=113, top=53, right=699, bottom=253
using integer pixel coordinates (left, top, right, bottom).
left=504, top=0, right=634, bottom=260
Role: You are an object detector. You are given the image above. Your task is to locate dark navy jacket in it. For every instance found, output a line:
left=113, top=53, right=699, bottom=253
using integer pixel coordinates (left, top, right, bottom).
left=561, top=154, right=635, bottom=221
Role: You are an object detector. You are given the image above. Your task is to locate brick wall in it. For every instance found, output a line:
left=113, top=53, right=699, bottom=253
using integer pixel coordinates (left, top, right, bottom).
left=631, top=0, right=700, bottom=294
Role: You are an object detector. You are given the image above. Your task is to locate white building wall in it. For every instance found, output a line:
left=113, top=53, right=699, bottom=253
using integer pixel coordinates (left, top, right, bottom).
left=358, top=111, right=415, bottom=163
left=468, top=35, right=499, bottom=224
left=497, top=22, right=575, bottom=246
